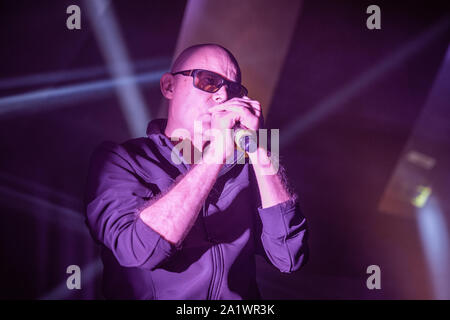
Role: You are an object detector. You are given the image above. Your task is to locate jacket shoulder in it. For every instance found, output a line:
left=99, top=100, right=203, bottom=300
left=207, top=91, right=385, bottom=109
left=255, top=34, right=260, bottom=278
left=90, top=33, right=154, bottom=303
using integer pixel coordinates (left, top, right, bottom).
left=91, top=137, right=161, bottom=163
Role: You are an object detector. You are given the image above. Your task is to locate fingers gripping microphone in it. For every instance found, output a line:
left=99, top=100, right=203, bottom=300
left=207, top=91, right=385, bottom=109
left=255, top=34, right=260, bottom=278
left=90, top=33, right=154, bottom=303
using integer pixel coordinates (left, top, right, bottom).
left=233, top=126, right=257, bottom=153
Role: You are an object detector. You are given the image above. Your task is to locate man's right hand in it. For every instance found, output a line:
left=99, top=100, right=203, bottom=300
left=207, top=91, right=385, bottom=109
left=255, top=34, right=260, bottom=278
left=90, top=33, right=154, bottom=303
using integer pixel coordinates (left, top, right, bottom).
left=202, top=111, right=235, bottom=164
left=205, top=97, right=261, bottom=163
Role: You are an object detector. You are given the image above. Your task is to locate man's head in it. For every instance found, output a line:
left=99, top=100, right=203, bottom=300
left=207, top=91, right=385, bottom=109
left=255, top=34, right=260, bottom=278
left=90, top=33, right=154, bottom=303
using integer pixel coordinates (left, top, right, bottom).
left=160, top=44, right=243, bottom=141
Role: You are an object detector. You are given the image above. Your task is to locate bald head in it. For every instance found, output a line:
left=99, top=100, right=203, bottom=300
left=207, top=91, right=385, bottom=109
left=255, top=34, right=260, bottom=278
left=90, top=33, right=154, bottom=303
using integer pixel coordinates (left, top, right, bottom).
left=161, top=44, right=244, bottom=142
left=171, top=44, right=242, bottom=83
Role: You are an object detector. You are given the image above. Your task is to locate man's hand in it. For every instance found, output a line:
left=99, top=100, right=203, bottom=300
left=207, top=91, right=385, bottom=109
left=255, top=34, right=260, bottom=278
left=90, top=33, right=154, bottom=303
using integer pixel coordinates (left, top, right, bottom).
left=209, top=97, right=291, bottom=208
left=208, top=96, right=263, bottom=131
left=206, top=96, right=263, bottom=162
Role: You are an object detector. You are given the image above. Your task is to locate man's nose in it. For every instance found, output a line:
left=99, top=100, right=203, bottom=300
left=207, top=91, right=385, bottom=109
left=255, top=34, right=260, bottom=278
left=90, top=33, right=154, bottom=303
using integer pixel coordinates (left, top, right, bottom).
left=212, top=85, right=228, bottom=103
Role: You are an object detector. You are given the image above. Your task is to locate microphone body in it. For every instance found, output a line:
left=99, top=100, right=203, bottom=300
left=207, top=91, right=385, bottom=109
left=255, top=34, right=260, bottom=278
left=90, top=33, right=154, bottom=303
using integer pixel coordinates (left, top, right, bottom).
left=233, top=127, right=257, bottom=153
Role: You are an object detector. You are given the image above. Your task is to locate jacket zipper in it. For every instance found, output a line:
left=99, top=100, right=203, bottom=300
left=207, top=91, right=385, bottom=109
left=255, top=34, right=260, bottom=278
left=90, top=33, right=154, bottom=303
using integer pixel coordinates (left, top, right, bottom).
left=213, top=244, right=224, bottom=299
left=203, top=203, right=215, bottom=300
left=203, top=202, right=225, bottom=300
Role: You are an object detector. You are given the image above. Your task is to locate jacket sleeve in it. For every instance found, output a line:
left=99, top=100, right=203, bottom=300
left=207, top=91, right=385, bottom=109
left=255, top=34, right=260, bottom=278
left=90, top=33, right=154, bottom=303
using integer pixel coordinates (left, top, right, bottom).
left=255, top=199, right=309, bottom=273
left=84, top=141, right=178, bottom=270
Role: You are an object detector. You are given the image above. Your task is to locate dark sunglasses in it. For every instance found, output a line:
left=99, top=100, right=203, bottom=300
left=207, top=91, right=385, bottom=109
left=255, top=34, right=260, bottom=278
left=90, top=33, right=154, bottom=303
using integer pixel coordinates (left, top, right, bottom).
left=171, top=69, right=248, bottom=98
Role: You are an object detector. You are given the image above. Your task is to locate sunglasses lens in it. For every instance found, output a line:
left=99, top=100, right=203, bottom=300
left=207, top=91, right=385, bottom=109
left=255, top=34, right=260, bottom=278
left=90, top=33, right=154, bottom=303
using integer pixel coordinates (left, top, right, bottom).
left=195, top=70, right=222, bottom=93
left=194, top=70, right=247, bottom=97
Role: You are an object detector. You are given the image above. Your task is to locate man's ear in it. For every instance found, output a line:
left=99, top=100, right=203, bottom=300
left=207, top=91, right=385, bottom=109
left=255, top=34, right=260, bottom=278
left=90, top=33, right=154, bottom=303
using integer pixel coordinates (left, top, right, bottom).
left=160, top=73, right=175, bottom=99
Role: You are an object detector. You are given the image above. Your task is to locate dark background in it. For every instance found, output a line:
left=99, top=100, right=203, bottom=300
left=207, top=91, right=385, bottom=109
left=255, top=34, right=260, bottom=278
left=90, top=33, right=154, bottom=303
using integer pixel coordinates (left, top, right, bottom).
left=0, top=0, right=449, bottom=299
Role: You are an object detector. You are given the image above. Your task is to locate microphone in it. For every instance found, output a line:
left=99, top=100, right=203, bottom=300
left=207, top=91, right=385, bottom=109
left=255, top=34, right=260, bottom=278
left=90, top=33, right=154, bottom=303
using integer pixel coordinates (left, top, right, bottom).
left=233, top=126, right=257, bottom=153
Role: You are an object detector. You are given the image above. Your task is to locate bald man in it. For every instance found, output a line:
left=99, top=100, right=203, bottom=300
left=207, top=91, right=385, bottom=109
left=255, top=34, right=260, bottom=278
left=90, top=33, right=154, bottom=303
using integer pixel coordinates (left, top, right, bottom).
left=85, top=44, right=308, bottom=300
